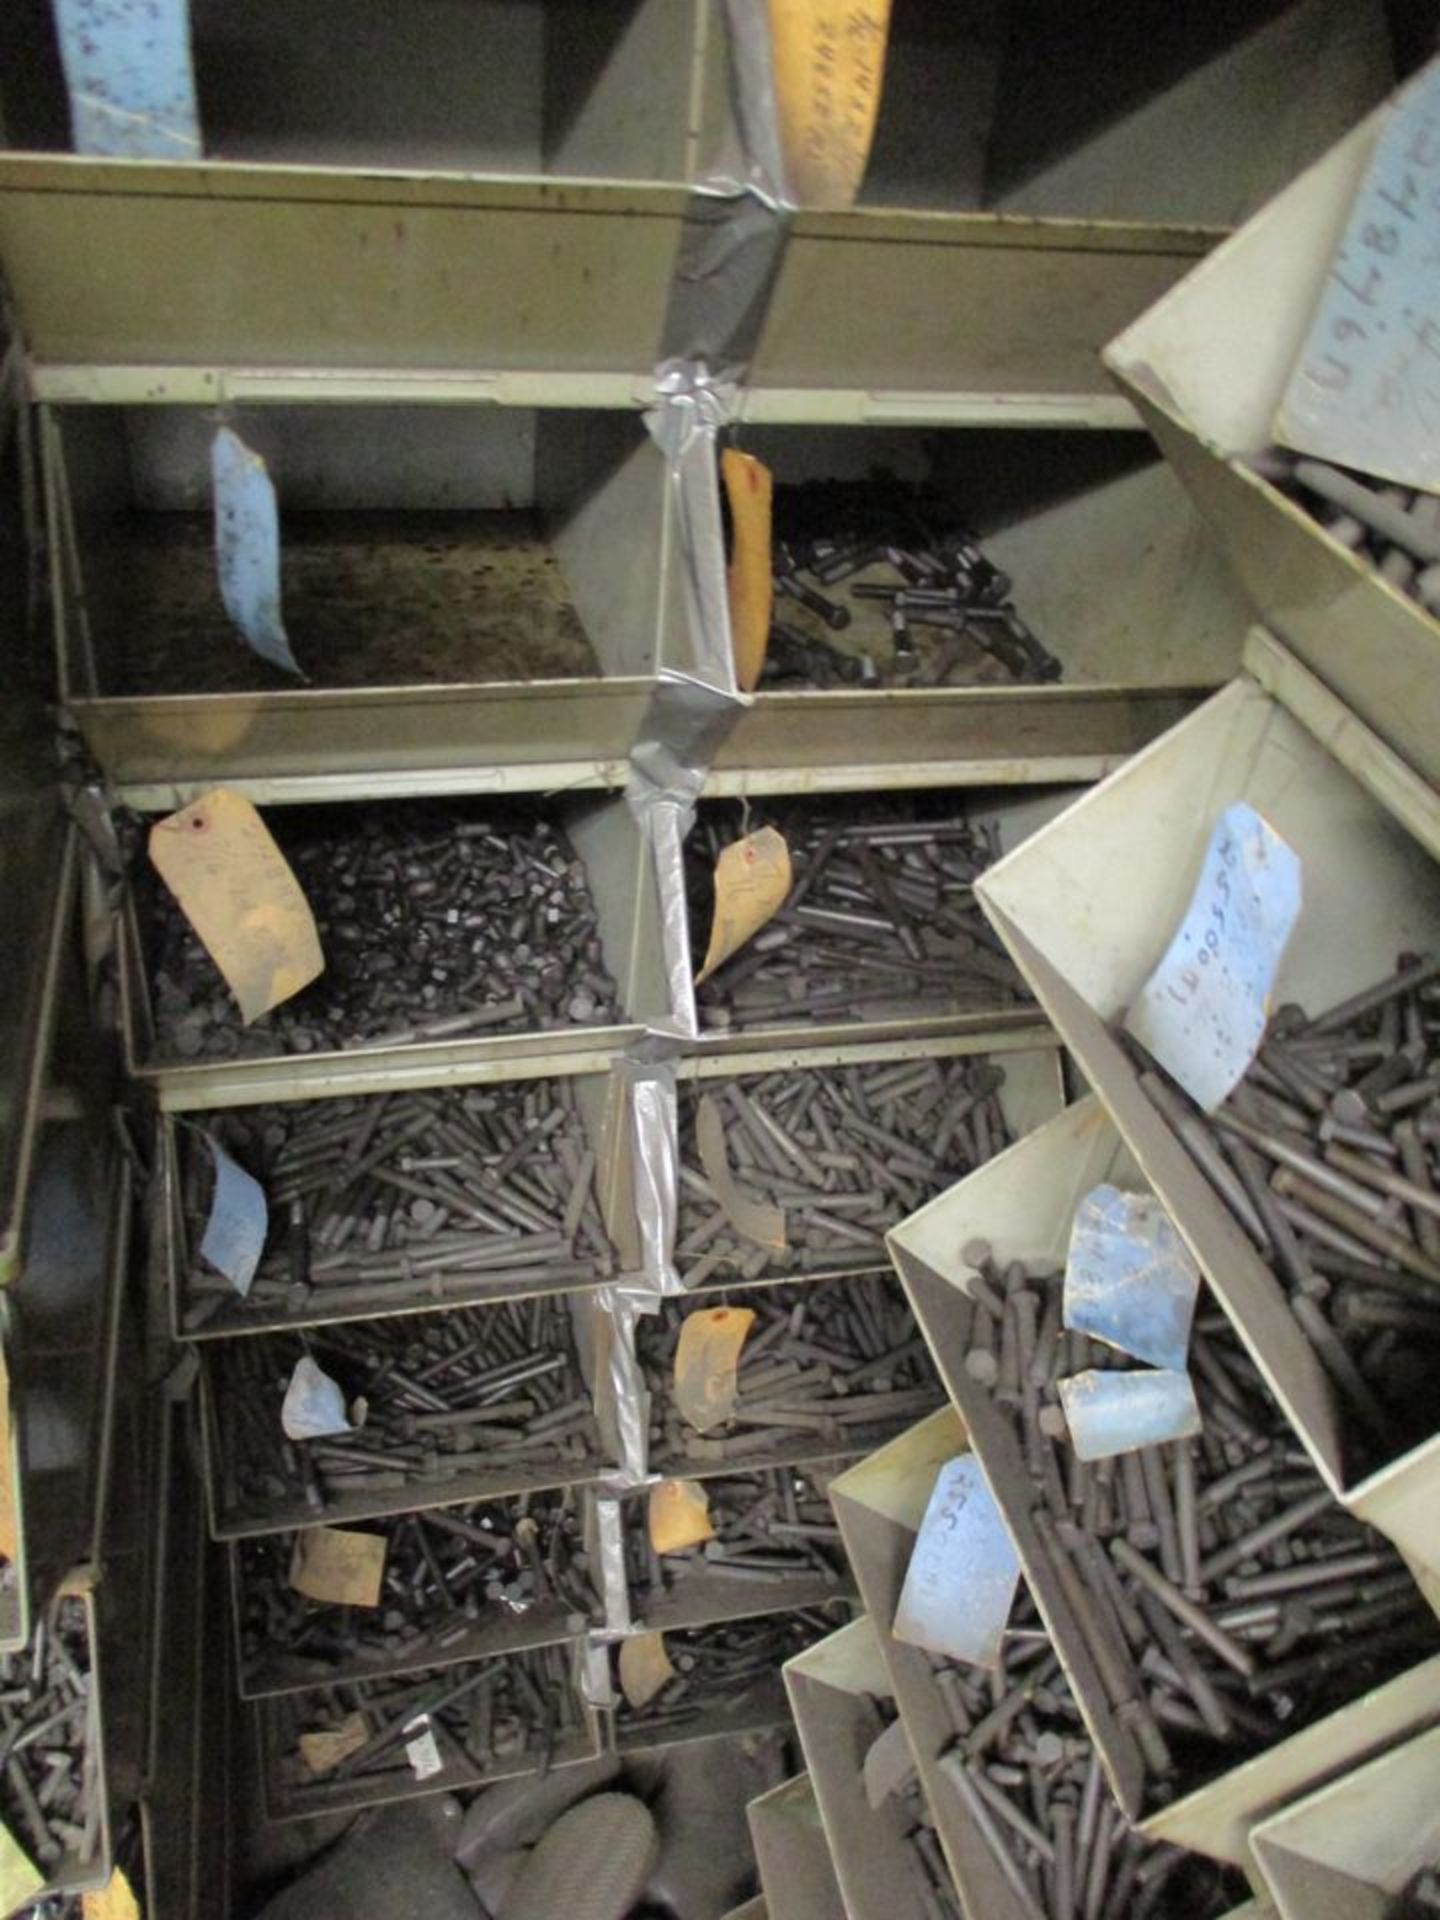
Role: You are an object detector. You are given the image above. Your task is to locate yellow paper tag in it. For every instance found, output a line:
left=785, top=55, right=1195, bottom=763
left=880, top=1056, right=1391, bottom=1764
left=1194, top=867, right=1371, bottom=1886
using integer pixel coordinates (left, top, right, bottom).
left=84, top=1868, right=141, bottom=1920
left=675, top=1305, right=756, bottom=1434
left=300, top=1710, right=370, bottom=1776
left=696, top=1095, right=786, bottom=1251
left=649, top=1479, right=715, bottom=1555
left=289, top=1527, right=387, bottom=1608
left=0, top=1351, right=17, bottom=1567
left=0, top=1821, right=42, bottom=1910
left=619, top=1631, right=675, bottom=1710
left=722, top=449, right=773, bottom=694
left=697, top=828, right=792, bottom=985
left=767, top=1, right=893, bottom=209
left=148, top=789, right=324, bottom=1026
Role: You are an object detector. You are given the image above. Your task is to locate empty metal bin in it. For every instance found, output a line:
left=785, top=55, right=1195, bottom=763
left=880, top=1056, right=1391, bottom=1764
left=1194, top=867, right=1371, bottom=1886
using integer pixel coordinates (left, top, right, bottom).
left=46, top=402, right=688, bottom=801
left=846, top=0, right=1391, bottom=225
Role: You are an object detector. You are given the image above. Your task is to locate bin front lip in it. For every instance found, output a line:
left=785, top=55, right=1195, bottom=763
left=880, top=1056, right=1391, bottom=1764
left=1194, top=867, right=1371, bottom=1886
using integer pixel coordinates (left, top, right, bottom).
left=0, top=152, right=691, bottom=215
left=0, top=156, right=1221, bottom=256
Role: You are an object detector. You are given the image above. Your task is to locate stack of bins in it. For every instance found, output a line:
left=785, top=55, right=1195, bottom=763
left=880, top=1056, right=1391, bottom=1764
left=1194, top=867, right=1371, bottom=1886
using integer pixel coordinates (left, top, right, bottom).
left=797, top=55, right=1440, bottom=1920
left=0, top=852, right=142, bottom=1902
left=854, top=58, right=1440, bottom=1883
left=0, top=0, right=1416, bottom=1899
left=0, top=315, right=159, bottom=1908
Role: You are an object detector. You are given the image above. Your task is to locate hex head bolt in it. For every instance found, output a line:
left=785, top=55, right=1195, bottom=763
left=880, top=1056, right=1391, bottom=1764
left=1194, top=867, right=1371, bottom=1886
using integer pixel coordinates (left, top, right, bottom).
left=764, top=484, right=1056, bottom=690
left=1134, top=958, right=1440, bottom=1474
left=676, top=1058, right=1015, bottom=1287
left=186, top=1082, right=614, bottom=1330
left=689, top=799, right=1028, bottom=1034
left=146, top=801, right=622, bottom=1062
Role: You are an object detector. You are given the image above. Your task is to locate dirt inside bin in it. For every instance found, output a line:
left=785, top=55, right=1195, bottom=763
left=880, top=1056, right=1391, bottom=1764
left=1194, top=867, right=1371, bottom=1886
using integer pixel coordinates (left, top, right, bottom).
left=90, top=510, right=599, bottom=694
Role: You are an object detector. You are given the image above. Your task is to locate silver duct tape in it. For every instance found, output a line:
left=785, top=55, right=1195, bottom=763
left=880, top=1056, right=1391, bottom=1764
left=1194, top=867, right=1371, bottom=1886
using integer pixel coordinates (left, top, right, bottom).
left=624, top=1058, right=683, bottom=1295
left=647, top=367, right=740, bottom=694
left=631, top=793, right=697, bottom=1043
left=714, top=0, right=793, bottom=207
left=660, top=194, right=792, bottom=377
left=627, top=681, right=745, bottom=1044
left=630, top=673, right=746, bottom=813
left=594, top=1280, right=658, bottom=1488
left=594, top=1496, right=633, bottom=1637
left=631, top=371, right=748, bottom=1041
left=577, top=1635, right=616, bottom=1712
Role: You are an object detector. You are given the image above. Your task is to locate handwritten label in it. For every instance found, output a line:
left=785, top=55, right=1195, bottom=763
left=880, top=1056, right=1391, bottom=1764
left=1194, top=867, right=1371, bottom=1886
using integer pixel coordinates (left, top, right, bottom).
left=53, top=0, right=200, bottom=160
left=619, top=1631, right=675, bottom=1710
left=197, top=1135, right=267, bottom=1296
left=674, top=1306, right=756, bottom=1434
left=281, top=1356, right=353, bottom=1442
left=0, top=1821, right=42, bottom=1911
left=300, top=1711, right=369, bottom=1776
left=648, top=1479, right=715, bottom=1554
left=404, top=1718, right=444, bottom=1781
left=767, top=1, right=893, bottom=209
left=212, top=428, right=305, bottom=678
left=1064, top=1184, right=1200, bottom=1373
left=1058, top=1369, right=1201, bottom=1462
left=149, top=789, right=324, bottom=1026
left=696, top=1094, right=786, bottom=1251
left=83, top=1869, right=141, bottom=1920
left=697, top=828, right=792, bottom=984
left=289, top=1527, right=387, bottom=1608
left=1276, top=58, right=1440, bottom=492
left=892, top=1455, right=1020, bottom=1670
left=722, top=449, right=774, bottom=692
left=1125, top=803, right=1302, bottom=1114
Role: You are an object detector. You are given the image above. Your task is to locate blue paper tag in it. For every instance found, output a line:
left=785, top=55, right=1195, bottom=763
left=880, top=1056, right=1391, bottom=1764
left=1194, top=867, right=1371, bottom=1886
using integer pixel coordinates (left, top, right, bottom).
left=281, top=1356, right=352, bottom=1441
left=1126, top=803, right=1302, bottom=1114
left=211, top=429, right=305, bottom=680
left=199, top=1137, right=267, bottom=1297
left=1276, top=57, right=1440, bottom=492
left=1058, top=1369, right=1201, bottom=1462
left=1065, top=1184, right=1201, bottom=1372
left=892, top=1455, right=1021, bottom=1670
left=52, top=0, right=201, bottom=160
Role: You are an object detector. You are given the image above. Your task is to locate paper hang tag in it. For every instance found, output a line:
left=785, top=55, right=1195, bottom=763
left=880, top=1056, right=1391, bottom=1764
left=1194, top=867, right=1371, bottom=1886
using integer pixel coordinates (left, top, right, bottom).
left=198, top=1135, right=268, bottom=1296
left=281, top=1355, right=354, bottom=1442
left=863, top=1716, right=916, bottom=1811
left=767, top=0, right=893, bottom=209
left=696, top=828, right=792, bottom=984
left=648, top=1479, right=715, bottom=1555
left=1125, top=803, right=1302, bottom=1114
left=696, top=1094, right=786, bottom=1251
left=1057, top=1368, right=1202, bottom=1462
left=892, top=1455, right=1021, bottom=1671
left=0, top=1821, right=43, bottom=1912
left=619, top=1631, right=675, bottom=1710
left=300, top=1711, right=369, bottom=1776
left=1275, top=58, right=1440, bottom=492
left=52, top=0, right=200, bottom=160
left=404, top=1718, right=444, bottom=1781
left=211, top=427, right=305, bottom=678
left=674, top=1305, right=757, bottom=1433
left=83, top=1868, right=141, bottom=1920
left=288, top=1526, right=387, bottom=1608
left=1064, top=1184, right=1201, bottom=1373
left=721, top=449, right=774, bottom=693
left=149, top=789, right=325, bottom=1026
